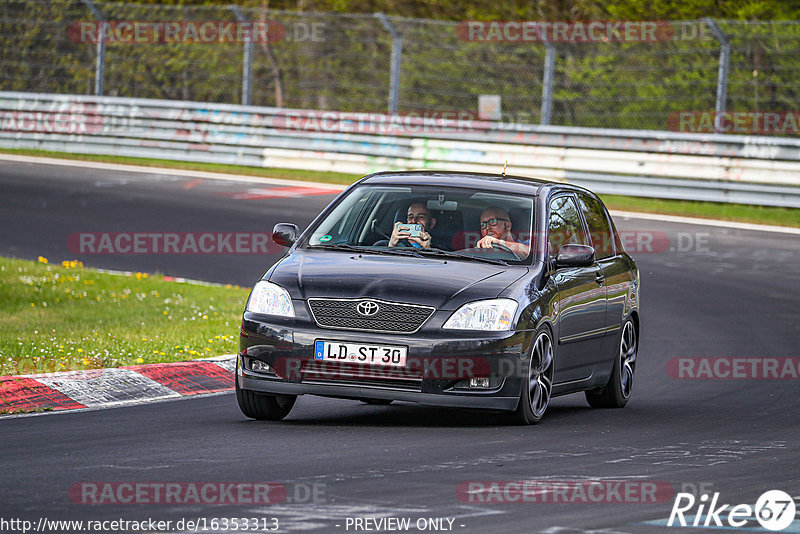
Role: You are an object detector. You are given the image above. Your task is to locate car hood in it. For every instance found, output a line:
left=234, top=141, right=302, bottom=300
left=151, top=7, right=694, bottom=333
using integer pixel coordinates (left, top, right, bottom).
left=268, top=250, right=528, bottom=310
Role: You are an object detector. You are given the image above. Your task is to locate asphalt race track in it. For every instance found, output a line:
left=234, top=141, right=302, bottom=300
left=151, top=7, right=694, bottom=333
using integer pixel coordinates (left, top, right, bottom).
left=1, top=159, right=799, bottom=534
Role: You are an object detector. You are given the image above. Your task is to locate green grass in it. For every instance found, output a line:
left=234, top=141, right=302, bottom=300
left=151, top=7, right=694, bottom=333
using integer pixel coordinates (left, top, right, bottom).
left=0, top=256, right=250, bottom=377
left=1, top=147, right=798, bottom=227
left=0, top=406, right=52, bottom=415
left=601, top=194, right=800, bottom=228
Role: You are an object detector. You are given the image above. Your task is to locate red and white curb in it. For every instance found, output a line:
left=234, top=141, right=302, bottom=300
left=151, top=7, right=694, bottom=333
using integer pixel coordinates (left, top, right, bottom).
left=0, top=355, right=236, bottom=415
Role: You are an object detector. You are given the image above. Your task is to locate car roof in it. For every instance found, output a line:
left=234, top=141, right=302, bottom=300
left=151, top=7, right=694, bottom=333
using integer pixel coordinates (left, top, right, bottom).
left=358, top=170, right=595, bottom=198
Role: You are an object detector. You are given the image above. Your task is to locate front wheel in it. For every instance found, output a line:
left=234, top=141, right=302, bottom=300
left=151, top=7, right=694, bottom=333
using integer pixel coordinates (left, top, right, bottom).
left=512, top=328, right=554, bottom=424
left=585, top=318, right=637, bottom=408
left=236, top=380, right=296, bottom=420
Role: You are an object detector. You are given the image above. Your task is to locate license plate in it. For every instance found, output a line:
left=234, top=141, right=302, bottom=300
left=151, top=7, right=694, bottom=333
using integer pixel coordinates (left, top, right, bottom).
left=314, top=340, right=407, bottom=368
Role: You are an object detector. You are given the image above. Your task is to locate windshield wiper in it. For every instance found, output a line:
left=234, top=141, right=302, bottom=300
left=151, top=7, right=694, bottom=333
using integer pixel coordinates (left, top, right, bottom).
left=308, top=243, right=424, bottom=258
left=308, top=243, right=366, bottom=252
left=415, top=247, right=508, bottom=266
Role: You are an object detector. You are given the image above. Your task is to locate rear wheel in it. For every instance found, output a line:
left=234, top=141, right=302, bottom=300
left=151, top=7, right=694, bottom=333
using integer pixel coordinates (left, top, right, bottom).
left=512, top=328, right=554, bottom=425
left=236, top=380, right=296, bottom=420
left=585, top=318, right=637, bottom=408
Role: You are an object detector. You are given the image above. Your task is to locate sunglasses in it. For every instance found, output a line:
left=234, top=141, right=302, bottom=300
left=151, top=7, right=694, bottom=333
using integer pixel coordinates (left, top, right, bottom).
left=479, top=217, right=509, bottom=228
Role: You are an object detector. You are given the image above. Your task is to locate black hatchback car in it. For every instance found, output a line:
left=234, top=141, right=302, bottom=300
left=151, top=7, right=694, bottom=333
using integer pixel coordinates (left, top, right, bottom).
left=237, top=171, right=639, bottom=424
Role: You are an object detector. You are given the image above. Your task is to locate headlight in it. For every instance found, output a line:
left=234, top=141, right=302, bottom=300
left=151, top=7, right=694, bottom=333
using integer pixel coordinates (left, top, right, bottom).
left=245, top=280, right=295, bottom=317
left=443, top=299, right=518, bottom=331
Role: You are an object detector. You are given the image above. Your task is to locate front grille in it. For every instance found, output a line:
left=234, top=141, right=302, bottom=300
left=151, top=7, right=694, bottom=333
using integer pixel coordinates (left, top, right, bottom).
left=307, top=298, right=434, bottom=333
left=301, top=361, right=422, bottom=391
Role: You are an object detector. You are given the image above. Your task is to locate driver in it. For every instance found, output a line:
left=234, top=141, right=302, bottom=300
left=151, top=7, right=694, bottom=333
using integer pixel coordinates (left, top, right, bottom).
left=476, top=207, right=530, bottom=257
left=388, top=202, right=436, bottom=249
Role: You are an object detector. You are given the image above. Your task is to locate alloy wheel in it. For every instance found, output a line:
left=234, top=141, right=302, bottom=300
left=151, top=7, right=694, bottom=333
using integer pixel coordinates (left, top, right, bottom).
left=528, top=331, right=554, bottom=418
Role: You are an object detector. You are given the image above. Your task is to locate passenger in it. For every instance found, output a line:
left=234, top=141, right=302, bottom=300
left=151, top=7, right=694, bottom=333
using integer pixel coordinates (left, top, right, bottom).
left=476, top=207, right=530, bottom=257
left=388, top=202, right=436, bottom=249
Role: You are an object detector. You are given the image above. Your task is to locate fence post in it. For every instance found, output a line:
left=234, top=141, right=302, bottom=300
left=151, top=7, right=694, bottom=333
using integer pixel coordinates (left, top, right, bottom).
left=540, top=42, right=556, bottom=125
left=704, top=18, right=730, bottom=133
left=375, top=12, right=402, bottom=114
left=230, top=6, right=253, bottom=106
left=81, top=0, right=105, bottom=96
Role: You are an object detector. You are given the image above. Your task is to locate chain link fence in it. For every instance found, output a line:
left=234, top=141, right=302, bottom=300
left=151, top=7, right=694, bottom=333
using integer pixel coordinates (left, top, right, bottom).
left=2, top=0, right=800, bottom=132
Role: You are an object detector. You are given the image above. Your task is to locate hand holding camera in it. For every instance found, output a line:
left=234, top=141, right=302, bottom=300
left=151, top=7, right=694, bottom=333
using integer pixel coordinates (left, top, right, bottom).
left=389, top=222, right=431, bottom=248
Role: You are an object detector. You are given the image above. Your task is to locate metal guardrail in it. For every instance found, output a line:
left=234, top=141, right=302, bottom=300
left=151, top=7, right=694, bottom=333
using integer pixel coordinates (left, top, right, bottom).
left=1, top=92, right=799, bottom=208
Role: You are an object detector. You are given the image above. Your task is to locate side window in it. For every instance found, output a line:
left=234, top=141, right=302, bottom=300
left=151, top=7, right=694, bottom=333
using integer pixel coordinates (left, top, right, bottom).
left=577, top=193, right=615, bottom=259
left=548, top=195, right=589, bottom=254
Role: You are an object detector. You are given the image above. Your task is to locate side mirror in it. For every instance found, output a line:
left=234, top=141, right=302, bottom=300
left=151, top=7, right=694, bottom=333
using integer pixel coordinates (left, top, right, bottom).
left=556, top=244, right=595, bottom=268
left=272, top=223, right=299, bottom=248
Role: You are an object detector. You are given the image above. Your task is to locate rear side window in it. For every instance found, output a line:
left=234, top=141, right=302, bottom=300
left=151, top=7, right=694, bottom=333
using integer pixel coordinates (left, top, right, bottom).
left=577, top=193, right=615, bottom=259
left=548, top=195, right=589, bottom=254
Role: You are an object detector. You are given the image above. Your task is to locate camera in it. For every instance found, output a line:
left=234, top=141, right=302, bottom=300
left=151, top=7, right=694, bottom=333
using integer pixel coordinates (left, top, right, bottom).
left=399, top=223, right=424, bottom=237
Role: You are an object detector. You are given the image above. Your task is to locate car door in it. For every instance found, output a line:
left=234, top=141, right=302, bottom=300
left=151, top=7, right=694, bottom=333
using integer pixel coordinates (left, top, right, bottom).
left=548, top=193, right=607, bottom=383
left=577, top=192, right=626, bottom=374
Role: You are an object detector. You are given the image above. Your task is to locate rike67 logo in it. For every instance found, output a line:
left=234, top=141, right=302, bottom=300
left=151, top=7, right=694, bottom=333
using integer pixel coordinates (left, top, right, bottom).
left=669, top=490, right=796, bottom=531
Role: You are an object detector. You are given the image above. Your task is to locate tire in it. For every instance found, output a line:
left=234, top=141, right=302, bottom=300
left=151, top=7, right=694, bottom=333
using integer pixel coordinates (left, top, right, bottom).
left=361, top=399, right=393, bottom=405
left=236, top=379, right=296, bottom=420
left=512, top=327, right=554, bottom=425
left=585, top=318, right=637, bottom=408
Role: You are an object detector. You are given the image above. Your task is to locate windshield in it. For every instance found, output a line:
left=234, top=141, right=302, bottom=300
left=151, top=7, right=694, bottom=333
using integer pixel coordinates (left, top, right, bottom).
left=303, top=184, right=536, bottom=264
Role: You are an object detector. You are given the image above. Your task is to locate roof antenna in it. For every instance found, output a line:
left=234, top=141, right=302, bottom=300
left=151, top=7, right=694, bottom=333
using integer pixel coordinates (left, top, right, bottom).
left=502, top=160, right=507, bottom=176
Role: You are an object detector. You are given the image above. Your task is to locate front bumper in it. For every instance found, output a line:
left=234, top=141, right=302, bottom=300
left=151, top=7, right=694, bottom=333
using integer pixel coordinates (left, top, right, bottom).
left=238, top=309, right=534, bottom=412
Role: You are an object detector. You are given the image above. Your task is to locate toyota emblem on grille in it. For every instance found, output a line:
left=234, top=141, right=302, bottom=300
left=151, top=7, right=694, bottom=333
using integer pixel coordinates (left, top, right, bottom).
left=356, top=300, right=380, bottom=316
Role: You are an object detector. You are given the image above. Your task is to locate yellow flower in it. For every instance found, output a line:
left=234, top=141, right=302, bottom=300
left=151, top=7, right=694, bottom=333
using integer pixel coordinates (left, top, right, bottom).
left=135, top=357, right=144, bottom=364
left=77, top=348, right=83, bottom=353
left=82, top=358, right=90, bottom=366
left=38, top=256, right=48, bottom=264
